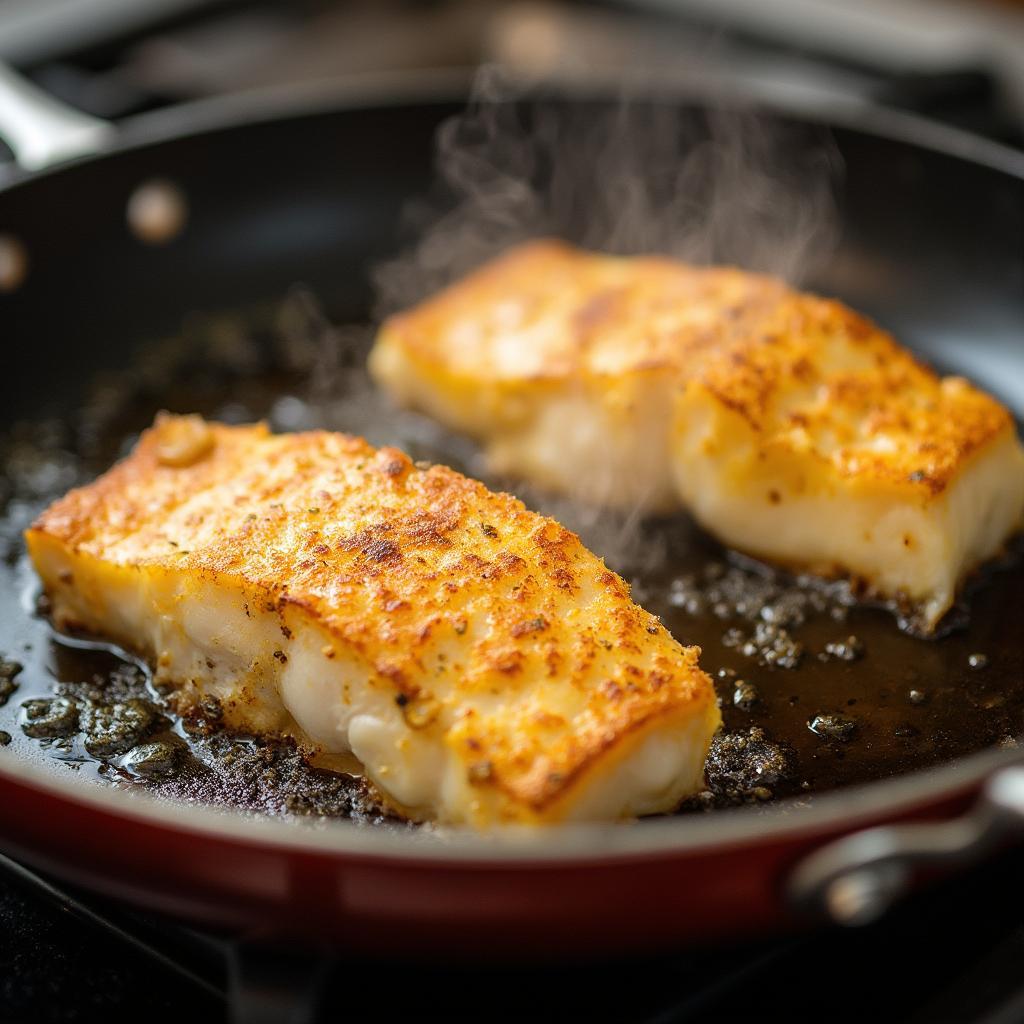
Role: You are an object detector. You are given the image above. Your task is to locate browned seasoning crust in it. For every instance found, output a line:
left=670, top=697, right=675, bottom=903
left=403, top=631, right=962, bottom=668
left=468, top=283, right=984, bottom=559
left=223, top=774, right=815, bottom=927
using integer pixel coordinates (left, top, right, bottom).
left=380, top=238, right=1013, bottom=496
left=27, top=416, right=717, bottom=821
left=691, top=296, right=1012, bottom=497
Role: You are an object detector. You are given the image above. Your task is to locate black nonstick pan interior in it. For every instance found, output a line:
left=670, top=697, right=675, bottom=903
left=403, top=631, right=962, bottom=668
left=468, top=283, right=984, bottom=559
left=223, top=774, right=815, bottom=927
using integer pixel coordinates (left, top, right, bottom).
left=1, top=87, right=1022, bottom=822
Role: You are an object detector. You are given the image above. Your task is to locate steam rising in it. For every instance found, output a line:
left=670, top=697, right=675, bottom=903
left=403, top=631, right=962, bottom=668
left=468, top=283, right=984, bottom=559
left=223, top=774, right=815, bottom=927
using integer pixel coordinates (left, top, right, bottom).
left=375, top=66, right=841, bottom=317
left=370, top=68, right=844, bottom=574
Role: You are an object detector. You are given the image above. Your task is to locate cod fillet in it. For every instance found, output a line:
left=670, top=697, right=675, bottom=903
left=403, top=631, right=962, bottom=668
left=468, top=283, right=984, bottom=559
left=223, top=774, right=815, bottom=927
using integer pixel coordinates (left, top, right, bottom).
left=26, top=414, right=720, bottom=826
left=370, top=240, right=1024, bottom=631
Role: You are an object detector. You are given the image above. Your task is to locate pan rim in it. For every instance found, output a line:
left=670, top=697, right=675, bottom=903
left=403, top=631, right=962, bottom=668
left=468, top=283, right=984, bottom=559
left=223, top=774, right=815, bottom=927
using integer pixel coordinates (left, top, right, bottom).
left=0, top=707, right=1019, bottom=864
left=0, top=69, right=1021, bottom=864
left=0, top=66, right=1022, bottom=190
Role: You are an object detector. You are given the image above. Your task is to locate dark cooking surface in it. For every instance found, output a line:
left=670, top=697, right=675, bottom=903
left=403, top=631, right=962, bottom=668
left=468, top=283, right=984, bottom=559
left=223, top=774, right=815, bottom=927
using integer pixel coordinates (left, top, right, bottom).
left=0, top=80, right=1022, bottom=831
left=1, top=298, right=1022, bottom=821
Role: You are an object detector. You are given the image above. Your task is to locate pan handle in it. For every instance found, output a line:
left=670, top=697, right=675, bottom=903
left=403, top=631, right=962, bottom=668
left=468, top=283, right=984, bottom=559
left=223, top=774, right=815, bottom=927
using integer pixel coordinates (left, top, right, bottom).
left=0, top=61, right=114, bottom=172
left=787, top=762, right=1024, bottom=925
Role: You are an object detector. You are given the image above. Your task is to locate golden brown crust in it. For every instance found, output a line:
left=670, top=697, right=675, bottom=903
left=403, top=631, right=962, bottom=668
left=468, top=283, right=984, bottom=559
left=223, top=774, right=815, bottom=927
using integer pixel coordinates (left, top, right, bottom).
left=380, top=239, right=1014, bottom=496
left=28, top=415, right=716, bottom=816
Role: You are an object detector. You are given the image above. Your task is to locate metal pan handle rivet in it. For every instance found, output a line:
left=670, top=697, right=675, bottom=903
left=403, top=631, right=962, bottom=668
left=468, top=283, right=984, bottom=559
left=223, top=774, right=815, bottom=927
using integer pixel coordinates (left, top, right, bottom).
left=787, top=762, right=1024, bottom=925
left=821, top=864, right=909, bottom=926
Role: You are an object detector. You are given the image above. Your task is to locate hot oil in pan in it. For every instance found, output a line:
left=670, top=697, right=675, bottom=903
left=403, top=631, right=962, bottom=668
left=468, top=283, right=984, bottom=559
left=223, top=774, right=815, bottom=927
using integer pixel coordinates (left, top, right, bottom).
left=0, top=298, right=1021, bottom=822
left=640, top=529, right=1024, bottom=809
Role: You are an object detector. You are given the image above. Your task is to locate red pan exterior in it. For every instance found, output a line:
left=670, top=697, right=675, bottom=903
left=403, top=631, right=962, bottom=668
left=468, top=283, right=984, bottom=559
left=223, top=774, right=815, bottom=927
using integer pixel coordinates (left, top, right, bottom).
left=0, top=762, right=986, bottom=955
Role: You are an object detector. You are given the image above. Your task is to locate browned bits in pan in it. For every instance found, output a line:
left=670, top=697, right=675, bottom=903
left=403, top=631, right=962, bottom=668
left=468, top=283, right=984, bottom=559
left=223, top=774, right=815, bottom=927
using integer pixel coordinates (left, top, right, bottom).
left=1, top=295, right=1023, bottom=825
left=808, top=713, right=857, bottom=743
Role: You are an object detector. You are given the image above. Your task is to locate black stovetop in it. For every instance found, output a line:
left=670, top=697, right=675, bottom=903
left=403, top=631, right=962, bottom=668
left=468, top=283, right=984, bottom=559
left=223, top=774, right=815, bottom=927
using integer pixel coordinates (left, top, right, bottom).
left=4, top=843, right=1024, bottom=1024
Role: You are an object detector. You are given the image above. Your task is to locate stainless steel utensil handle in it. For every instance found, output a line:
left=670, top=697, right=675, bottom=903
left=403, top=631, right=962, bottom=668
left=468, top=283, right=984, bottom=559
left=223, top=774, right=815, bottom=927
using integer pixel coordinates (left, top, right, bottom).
left=788, top=763, right=1024, bottom=925
left=0, top=61, right=113, bottom=171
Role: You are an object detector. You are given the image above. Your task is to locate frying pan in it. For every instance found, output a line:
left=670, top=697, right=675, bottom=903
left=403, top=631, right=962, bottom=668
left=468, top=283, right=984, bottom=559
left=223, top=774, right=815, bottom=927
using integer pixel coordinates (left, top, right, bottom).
left=1, top=63, right=1023, bottom=956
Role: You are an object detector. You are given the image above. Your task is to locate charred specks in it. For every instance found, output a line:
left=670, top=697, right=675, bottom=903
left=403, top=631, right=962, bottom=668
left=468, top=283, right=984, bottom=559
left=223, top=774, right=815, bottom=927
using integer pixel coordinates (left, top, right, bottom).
left=363, top=537, right=401, bottom=563
left=502, top=551, right=528, bottom=572
left=511, top=616, right=547, bottom=638
left=338, top=527, right=402, bottom=564
left=0, top=731, right=10, bottom=746
left=550, top=567, right=575, bottom=592
left=480, top=551, right=527, bottom=581
left=479, top=522, right=499, bottom=539
left=394, top=693, right=409, bottom=707
left=650, top=671, right=671, bottom=691
left=453, top=620, right=467, bottom=635
left=280, top=625, right=293, bottom=640
left=790, top=354, right=813, bottom=378
left=601, top=680, right=623, bottom=701
left=273, top=650, right=288, bottom=664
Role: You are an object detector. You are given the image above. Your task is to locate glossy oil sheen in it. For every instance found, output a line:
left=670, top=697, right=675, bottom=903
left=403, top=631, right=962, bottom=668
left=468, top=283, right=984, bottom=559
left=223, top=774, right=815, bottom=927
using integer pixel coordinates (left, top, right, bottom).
left=0, top=332, right=1021, bottom=819
left=0, top=96, right=1022, bottom=823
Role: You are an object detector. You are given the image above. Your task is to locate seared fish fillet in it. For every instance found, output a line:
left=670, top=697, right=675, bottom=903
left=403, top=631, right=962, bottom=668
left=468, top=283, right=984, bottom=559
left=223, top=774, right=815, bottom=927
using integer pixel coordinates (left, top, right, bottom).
left=371, top=240, right=1024, bottom=631
left=26, top=414, right=719, bottom=826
